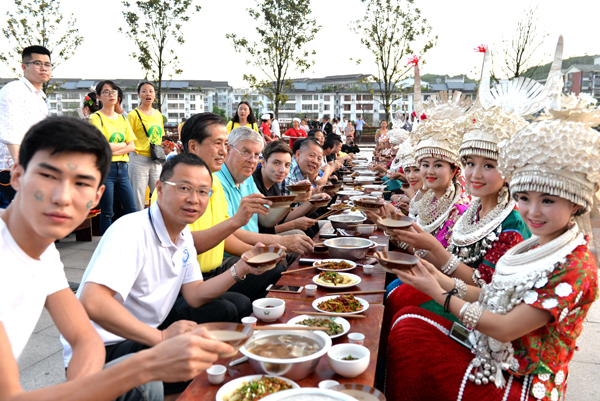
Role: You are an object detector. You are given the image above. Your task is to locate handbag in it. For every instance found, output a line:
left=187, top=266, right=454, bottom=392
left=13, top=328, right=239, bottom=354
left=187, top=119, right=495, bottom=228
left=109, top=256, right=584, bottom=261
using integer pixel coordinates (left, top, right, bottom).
left=135, top=109, right=166, bottom=164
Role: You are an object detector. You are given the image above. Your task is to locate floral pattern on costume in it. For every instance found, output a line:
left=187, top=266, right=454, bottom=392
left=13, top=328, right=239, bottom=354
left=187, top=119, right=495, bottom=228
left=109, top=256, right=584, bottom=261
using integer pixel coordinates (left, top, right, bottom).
left=512, top=242, right=598, bottom=400
left=433, top=193, right=471, bottom=248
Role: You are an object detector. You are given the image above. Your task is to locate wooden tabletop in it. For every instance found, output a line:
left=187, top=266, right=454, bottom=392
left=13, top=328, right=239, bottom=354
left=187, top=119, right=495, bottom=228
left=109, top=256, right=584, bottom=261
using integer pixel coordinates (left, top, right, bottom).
left=178, top=224, right=390, bottom=401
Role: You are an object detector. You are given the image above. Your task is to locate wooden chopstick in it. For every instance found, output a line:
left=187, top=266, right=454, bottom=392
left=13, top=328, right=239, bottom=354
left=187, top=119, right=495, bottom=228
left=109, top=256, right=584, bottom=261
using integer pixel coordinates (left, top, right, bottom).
left=255, top=325, right=329, bottom=331
left=281, top=265, right=317, bottom=275
left=292, top=311, right=366, bottom=319
left=326, top=290, right=386, bottom=296
left=316, top=208, right=343, bottom=221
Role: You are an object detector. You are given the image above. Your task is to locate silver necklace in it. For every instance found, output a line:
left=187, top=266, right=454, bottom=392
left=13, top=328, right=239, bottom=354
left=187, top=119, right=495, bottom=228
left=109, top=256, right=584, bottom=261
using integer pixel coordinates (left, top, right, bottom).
left=408, top=189, right=424, bottom=218
left=464, top=224, right=584, bottom=389
left=417, top=182, right=463, bottom=234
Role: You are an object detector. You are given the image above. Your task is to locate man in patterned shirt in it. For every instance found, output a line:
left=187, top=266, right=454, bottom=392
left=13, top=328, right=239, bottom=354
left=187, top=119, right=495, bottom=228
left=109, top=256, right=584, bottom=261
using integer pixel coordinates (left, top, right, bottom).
left=0, top=46, right=51, bottom=207
left=280, top=138, right=323, bottom=195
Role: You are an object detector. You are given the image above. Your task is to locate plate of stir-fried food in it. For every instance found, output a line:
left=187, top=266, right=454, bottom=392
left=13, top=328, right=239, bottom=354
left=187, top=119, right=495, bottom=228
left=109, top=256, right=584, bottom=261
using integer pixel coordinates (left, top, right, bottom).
left=287, top=315, right=350, bottom=339
left=313, top=272, right=361, bottom=288
left=312, top=294, right=369, bottom=315
left=313, top=259, right=357, bottom=272
left=217, top=375, right=299, bottom=401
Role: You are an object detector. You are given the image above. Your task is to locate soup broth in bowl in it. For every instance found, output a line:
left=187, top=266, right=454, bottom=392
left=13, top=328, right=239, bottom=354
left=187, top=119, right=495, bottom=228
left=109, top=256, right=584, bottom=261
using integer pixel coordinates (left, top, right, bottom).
left=247, top=334, right=321, bottom=359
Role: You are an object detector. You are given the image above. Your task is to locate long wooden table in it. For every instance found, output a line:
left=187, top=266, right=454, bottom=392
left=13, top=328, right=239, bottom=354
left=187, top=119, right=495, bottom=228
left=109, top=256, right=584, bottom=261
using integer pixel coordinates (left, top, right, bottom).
left=178, top=226, right=390, bottom=400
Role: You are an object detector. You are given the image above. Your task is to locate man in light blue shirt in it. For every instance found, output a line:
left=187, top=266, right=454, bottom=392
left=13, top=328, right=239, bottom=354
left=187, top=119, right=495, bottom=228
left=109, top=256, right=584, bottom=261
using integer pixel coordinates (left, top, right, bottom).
left=355, top=115, right=369, bottom=144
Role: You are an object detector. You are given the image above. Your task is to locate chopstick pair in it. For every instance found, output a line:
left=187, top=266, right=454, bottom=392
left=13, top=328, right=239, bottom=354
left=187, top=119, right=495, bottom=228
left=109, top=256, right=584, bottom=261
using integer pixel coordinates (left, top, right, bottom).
left=281, top=263, right=334, bottom=275
left=326, top=290, right=386, bottom=296
left=255, top=325, right=329, bottom=331
left=293, top=311, right=366, bottom=319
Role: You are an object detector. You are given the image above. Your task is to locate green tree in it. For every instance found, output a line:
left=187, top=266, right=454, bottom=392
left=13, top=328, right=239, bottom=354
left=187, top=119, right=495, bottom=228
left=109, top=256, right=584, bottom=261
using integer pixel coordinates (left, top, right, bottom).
left=0, top=0, right=84, bottom=93
left=120, top=0, right=200, bottom=111
left=352, top=0, right=436, bottom=122
left=212, top=105, right=227, bottom=119
left=227, top=0, right=319, bottom=119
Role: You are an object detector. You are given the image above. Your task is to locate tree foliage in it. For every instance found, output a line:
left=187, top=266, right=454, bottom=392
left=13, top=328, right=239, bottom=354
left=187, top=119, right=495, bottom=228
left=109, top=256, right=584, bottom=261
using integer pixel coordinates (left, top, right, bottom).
left=227, top=0, right=319, bottom=118
left=0, top=0, right=84, bottom=93
left=212, top=105, right=227, bottom=119
left=496, top=6, right=548, bottom=79
left=120, top=0, right=200, bottom=111
left=352, top=0, right=436, bottom=123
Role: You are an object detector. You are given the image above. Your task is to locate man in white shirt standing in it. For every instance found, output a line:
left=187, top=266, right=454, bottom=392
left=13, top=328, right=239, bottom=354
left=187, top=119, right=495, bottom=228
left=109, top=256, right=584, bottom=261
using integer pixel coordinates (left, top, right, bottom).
left=269, top=112, right=280, bottom=138
left=0, top=46, right=51, bottom=207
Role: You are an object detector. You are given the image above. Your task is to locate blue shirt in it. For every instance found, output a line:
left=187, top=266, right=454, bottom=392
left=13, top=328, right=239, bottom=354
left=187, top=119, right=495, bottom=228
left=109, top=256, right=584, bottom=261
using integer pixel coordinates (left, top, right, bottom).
left=280, top=158, right=308, bottom=195
left=215, top=163, right=260, bottom=235
left=355, top=119, right=366, bottom=130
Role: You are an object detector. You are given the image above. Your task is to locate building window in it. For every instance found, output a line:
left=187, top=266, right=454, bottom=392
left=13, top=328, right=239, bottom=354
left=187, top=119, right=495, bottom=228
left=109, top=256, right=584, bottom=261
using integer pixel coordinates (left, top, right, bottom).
left=324, top=104, right=330, bottom=110
left=131, top=94, right=138, bottom=101
left=50, top=103, right=57, bottom=109
left=131, top=103, right=138, bottom=109
left=344, top=95, right=351, bottom=102
left=167, top=94, right=179, bottom=99
left=48, top=93, right=57, bottom=100
left=287, top=95, right=296, bottom=101
left=356, top=95, right=362, bottom=101
left=168, top=113, right=178, bottom=118
left=302, top=95, right=313, bottom=101
left=303, top=104, right=313, bottom=110
left=324, top=95, right=330, bottom=101
left=190, top=95, right=196, bottom=101
left=344, top=104, right=351, bottom=111
left=361, top=104, right=373, bottom=110
left=363, top=95, right=373, bottom=101
left=190, top=104, right=196, bottom=110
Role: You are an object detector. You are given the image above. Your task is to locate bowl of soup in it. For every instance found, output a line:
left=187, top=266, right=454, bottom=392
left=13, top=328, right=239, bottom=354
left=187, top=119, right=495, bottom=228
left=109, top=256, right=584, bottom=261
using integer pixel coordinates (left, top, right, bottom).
left=195, top=322, right=254, bottom=358
left=327, top=214, right=366, bottom=230
left=261, top=388, right=359, bottom=401
left=374, top=251, right=418, bottom=273
left=253, top=298, right=286, bottom=322
left=242, top=245, right=287, bottom=271
left=377, top=215, right=415, bottom=235
left=285, top=183, right=312, bottom=194
left=323, top=238, right=375, bottom=261
left=329, top=384, right=387, bottom=401
left=239, top=329, right=332, bottom=380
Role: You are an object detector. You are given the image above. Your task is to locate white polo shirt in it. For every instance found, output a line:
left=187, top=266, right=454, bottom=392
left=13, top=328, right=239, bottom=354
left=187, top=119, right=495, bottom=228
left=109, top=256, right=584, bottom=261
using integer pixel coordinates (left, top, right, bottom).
left=0, top=218, right=68, bottom=360
left=0, top=77, right=48, bottom=169
left=61, top=201, right=203, bottom=366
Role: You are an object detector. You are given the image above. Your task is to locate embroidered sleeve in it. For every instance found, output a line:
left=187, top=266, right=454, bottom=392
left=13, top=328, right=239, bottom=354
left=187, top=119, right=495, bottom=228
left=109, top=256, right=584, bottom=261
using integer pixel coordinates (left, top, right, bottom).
left=524, top=245, right=598, bottom=323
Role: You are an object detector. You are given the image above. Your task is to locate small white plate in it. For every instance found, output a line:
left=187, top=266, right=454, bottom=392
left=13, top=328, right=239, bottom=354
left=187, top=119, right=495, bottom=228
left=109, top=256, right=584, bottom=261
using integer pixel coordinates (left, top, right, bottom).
left=312, top=295, right=369, bottom=315
left=362, top=184, right=386, bottom=189
left=337, top=190, right=364, bottom=196
left=313, top=258, right=357, bottom=272
left=215, top=375, right=299, bottom=401
left=287, top=315, right=351, bottom=339
left=312, top=272, right=361, bottom=289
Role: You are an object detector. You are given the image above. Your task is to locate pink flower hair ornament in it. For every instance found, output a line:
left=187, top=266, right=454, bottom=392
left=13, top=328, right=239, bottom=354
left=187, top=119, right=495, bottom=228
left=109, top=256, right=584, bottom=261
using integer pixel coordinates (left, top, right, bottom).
left=407, top=55, right=421, bottom=67
left=474, top=44, right=488, bottom=53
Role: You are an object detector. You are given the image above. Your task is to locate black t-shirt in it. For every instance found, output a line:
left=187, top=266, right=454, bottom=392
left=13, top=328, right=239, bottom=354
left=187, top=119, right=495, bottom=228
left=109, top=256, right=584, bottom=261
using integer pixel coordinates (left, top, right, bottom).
left=253, top=166, right=282, bottom=234
left=342, top=144, right=360, bottom=154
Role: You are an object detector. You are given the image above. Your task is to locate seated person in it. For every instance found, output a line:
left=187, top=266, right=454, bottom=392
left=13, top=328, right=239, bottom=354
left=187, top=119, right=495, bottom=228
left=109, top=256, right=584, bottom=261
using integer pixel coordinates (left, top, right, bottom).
left=284, top=118, right=307, bottom=148
left=342, top=139, right=360, bottom=154
left=281, top=138, right=325, bottom=195
left=165, top=113, right=313, bottom=302
left=64, top=153, right=265, bottom=398
left=217, top=127, right=315, bottom=263
left=253, top=140, right=326, bottom=238
left=2, top=117, right=231, bottom=401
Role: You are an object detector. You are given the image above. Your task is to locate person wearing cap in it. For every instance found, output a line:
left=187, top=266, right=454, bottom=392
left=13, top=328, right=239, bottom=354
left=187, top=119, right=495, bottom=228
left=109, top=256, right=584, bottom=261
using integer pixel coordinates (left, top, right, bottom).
left=162, top=140, right=176, bottom=160
left=283, top=117, right=306, bottom=148
left=259, top=113, right=273, bottom=143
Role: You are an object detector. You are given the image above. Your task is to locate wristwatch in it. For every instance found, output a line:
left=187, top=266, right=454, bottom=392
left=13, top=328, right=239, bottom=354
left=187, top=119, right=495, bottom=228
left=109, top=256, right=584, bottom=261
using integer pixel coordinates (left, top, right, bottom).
left=230, top=264, right=245, bottom=282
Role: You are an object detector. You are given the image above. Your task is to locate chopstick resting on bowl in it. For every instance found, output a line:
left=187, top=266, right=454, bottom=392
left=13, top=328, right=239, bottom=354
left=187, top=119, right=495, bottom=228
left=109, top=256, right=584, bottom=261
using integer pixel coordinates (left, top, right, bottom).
left=293, top=311, right=366, bottom=319
left=281, top=263, right=334, bottom=275
left=255, top=325, right=330, bottom=331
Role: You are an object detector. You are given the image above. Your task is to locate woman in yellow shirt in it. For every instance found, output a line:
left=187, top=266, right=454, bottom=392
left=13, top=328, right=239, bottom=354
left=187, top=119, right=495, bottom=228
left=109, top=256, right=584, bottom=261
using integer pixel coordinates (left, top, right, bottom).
left=89, top=80, right=137, bottom=234
left=127, top=82, right=165, bottom=211
left=226, top=101, right=259, bottom=133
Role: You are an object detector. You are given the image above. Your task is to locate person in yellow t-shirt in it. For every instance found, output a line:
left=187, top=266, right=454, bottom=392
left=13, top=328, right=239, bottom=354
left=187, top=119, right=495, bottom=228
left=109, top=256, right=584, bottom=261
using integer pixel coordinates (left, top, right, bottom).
left=226, top=101, right=259, bottom=133
left=127, top=81, right=165, bottom=211
left=178, top=118, right=186, bottom=140
left=89, top=80, right=137, bottom=234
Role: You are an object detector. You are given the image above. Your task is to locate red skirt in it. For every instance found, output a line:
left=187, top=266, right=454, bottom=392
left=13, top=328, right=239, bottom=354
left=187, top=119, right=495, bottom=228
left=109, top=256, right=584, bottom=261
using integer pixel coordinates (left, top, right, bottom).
left=385, top=306, right=532, bottom=401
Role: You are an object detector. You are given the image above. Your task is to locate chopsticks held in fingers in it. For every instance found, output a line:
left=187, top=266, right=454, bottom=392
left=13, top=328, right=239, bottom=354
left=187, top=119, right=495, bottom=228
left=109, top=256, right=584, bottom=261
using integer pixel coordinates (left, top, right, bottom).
left=292, top=311, right=366, bottom=319
left=281, top=265, right=317, bottom=275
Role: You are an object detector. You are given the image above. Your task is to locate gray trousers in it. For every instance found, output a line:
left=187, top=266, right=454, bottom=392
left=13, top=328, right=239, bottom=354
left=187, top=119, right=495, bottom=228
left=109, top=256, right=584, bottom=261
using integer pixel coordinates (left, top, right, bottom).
left=128, top=152, right=162, bottom=211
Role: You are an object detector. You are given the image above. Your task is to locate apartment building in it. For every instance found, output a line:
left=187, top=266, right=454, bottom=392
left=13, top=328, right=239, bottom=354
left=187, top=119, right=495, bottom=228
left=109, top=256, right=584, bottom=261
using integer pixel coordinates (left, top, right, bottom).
left=562, top=57, right=600, bottom=98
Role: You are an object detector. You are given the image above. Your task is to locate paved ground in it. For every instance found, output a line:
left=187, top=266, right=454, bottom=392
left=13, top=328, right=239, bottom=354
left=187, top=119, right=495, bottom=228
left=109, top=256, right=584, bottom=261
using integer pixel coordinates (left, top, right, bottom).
left=17, top=145, right=600, bottom=399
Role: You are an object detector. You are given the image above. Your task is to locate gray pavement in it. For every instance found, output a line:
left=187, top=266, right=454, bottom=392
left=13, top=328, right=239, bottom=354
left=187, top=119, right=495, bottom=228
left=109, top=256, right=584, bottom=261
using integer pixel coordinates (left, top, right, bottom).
left=16, top=150, right=600, bottom=398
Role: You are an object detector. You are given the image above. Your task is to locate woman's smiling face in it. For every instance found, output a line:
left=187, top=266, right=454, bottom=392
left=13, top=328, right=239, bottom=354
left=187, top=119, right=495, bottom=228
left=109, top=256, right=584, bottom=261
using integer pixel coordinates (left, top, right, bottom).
left=420, top=157, right=455, bottom=192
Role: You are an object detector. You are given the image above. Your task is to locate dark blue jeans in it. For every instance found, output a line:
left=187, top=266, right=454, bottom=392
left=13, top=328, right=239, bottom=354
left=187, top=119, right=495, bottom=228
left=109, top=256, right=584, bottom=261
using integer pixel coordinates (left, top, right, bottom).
left=99, top=161, right=137, bottom=234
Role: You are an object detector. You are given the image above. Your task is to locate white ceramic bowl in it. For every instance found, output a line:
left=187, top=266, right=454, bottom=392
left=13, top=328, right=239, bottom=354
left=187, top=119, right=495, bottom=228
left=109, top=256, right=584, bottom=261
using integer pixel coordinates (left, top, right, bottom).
left=327, top=343, right=370, bottom=378
left=252, top=298, right=286, bottom=322
left=356, top=225, right=376, bottom=235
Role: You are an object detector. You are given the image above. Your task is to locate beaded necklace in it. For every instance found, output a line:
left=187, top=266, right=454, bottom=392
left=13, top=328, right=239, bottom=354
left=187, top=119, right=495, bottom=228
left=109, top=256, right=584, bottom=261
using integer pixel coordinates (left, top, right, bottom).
left=417, top=182, right=463, bottom=235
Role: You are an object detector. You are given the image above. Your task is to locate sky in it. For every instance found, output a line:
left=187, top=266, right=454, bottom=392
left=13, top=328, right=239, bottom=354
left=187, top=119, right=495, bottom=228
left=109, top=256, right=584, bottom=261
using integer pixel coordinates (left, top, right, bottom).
left=1, top=0, right=599, bottom=87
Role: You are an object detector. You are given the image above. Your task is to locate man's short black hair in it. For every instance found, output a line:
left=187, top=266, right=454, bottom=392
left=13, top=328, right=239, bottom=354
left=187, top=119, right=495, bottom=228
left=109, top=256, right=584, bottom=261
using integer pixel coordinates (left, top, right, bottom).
left=298, top=138, right=322, bottom=154
left=263, top=140, right=292, bottom=162
left=160, top=153, right=212, bottom=183
left=137, top=81, right=155, bottom=93
left=323, top=135, right=342, bottom=150
left=19, top=117, right=111, bottom=186
left=22, top=45, right=51, bottom=62
left=180, top=113, right=226, bottom=152
left=307, top=129, right=322, bottom=137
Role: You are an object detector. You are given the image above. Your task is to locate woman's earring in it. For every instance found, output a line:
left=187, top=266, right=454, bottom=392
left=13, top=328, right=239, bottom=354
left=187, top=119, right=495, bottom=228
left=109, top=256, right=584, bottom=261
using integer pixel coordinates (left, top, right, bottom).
left=497, top=184, right=509, bottom=204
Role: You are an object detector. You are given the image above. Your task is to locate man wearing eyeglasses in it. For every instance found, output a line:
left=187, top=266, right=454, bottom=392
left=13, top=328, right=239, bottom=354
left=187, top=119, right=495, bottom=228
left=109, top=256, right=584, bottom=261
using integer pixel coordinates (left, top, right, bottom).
left=0, top=45, right=52, bottom=207
left=63, top=153, right=265, bottom=399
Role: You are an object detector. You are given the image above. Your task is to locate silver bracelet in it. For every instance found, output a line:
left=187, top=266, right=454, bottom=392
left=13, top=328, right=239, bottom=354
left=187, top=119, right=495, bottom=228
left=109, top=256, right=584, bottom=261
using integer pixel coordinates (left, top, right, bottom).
left=452, top=277, right=468, bottom=300
left=441, top=254, right=460, bottom=276
left=461, top=302, right=484, bottom=330
left=459, top=302, right=470, bottom=321
left=414, top=249, right=429, bottom=258
left=230, top=264, right=245, bottom=282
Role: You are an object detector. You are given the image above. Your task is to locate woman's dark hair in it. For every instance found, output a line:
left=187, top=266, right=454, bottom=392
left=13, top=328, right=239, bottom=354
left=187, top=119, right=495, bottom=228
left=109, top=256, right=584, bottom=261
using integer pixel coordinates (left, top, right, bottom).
left=83, top=92, right=102, bottom=114
left=160, top=152, right=212, bottom=183
left=116, top=87, right=124, bottom=105
left=232, top=101, right=256, bottom=125
left=180, top=112, right=226, bottom=152
left=263, top=140, right=292, bottom=162
left=95, top=80, right=118, bottom=95
left=137, top=81, right=156, bottom=94
left=22, top=45, right=51, bottom=62
left=19, top=117, right=112, bottom=186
